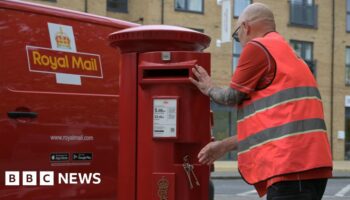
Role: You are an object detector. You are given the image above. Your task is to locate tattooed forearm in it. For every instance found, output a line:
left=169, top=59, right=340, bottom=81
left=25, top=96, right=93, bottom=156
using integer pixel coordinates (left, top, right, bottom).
left=208, top=87, right=245, bottom=106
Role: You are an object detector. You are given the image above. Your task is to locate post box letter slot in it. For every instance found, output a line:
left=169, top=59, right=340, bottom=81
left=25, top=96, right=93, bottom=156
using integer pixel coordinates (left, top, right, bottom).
left=143, top=68, right=189, bottom=79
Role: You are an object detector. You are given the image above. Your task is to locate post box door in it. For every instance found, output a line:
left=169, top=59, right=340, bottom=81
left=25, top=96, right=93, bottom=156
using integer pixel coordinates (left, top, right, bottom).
left=136, top=51, right=211, bottom=200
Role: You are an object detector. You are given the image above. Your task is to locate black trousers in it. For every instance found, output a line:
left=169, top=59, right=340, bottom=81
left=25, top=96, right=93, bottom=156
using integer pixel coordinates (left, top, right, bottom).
left=267, top=179, right=328, bottom=200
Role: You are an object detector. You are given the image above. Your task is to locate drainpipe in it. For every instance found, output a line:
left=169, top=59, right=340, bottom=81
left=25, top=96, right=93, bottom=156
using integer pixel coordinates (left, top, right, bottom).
left=330, top=0, right=335, bottom=158
left=84, top=0, right=88, bottom=13
left=161, top=0, right=164, bottom=24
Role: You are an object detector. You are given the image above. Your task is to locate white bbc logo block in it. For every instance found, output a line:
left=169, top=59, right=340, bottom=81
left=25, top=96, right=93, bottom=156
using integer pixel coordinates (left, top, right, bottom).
left=40, top=171, right=54, bottom=186
left=5, top=171, right=20, bottom=186
left=23, top=171, right=37, bottom=186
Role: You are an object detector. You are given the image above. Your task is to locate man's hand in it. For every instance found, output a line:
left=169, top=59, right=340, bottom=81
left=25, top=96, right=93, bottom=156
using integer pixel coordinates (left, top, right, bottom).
left=198, top=136, right=238, bottom=165
left=189, top=65, right=214, bottom=95
left=197, top=141, right=227, bottom=165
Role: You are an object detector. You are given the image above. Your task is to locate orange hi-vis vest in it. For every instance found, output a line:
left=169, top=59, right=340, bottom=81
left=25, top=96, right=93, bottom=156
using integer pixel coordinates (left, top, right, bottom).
left=237, top=32, right=333, bottom=185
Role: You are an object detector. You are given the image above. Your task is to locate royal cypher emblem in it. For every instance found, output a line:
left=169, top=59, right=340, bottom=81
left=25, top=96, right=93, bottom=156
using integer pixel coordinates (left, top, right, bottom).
left=157, top=176, right=169, bottom=200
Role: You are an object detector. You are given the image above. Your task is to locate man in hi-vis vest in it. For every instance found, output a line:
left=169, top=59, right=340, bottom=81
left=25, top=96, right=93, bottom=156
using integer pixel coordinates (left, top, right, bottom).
left=190, top=2, right=333, bottom=200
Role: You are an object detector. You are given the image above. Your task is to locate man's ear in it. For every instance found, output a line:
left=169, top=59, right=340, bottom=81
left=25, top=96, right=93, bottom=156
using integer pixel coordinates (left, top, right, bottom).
left=242, top=22, right=250, bottom=35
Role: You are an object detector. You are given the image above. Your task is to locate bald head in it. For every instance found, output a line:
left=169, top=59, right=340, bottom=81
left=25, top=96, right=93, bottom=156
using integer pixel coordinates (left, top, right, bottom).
left=235, top=3, right=276, bottom=35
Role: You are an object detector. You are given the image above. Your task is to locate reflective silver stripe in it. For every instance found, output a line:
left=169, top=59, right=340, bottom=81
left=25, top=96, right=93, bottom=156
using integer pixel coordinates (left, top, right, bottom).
left=237, top=87, right=321, bottom=122
left=237, top=118, right=326, bottom=155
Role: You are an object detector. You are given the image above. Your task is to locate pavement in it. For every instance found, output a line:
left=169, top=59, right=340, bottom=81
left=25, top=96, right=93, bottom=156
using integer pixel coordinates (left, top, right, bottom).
left=211, top=160, right=350, bottom=179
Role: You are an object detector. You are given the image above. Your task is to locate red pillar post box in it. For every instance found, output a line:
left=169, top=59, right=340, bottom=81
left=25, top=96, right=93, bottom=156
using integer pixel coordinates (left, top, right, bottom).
left=109, top=25, right=211, bottom=200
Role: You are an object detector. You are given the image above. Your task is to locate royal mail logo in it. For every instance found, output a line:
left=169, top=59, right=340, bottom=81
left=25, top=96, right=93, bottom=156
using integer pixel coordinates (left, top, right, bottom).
left=25, top=23, right=104, bottom=85
left=55, top=27, right=71, bottom=49
left=26, top=46, right=102, bottom=78
left=5, top=171, right=101, bottom=186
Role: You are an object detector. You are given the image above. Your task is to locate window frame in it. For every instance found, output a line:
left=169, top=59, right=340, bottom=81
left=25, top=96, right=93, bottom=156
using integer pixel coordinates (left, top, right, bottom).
left=290, top=39, right=316, bottom=77
left=107, top=0, right=128, bottom=13
left=346, top=46, right=350, bottom=86
left=288, top=0, right=318, bottom=29
left=174, top=0, right=204, bottom=14
left=232, top=41, right=242, bottom=73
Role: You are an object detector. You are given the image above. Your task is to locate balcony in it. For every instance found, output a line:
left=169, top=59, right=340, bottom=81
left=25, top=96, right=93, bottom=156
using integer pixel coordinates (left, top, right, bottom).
left=289, top=1, right=318, bottom=28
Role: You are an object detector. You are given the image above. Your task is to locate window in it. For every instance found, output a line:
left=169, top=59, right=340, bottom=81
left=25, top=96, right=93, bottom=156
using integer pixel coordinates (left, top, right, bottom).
left=187, top=27, right=204, bottom=33
left=175, top=0, right=204, bottom=13
left=347, top=0, right=350, bottom=32
left=232, top=0, right=249, bottom=72
left=211, top=102, right=237, bottom=160
left=289, top=0, right=318, bottom=28
left=233, top=0, right=251, bottom=17
left=232, top=41, right=242, bottom=73
left=290, top=40, right=316, bottom=77
left=346, top=107, right=350, bottom=160
left=346, top=47, right=350, bottom=85
left=107, top=0, right=128, bottom=13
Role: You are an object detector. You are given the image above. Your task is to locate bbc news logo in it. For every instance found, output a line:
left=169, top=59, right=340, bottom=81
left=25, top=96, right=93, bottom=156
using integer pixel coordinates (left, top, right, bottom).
left=5, top=171, right=54, bottom=186
left=5, top=171, right=101, bottom=186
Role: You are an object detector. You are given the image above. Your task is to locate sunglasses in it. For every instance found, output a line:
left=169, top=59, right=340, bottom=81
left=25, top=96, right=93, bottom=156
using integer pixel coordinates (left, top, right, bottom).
left=232, top=26, right=240, bottom=42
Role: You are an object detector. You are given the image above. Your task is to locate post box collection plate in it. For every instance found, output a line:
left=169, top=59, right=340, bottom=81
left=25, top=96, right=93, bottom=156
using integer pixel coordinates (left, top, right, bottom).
left=153, top=98, right=178, bottom=138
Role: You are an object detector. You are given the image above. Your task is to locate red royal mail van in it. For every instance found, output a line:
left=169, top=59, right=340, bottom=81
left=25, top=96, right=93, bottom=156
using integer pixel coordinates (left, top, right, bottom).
left=0, top=0, right=137, bottom=199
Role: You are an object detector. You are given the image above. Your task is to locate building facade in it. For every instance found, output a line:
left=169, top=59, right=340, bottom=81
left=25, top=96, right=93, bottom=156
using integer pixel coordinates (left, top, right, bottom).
left=23, top=0, right=350, bottom=160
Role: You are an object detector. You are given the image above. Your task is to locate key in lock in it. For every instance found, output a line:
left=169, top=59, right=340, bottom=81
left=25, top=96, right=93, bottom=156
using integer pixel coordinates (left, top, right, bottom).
left=182, top=155, right=200, bottom=189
